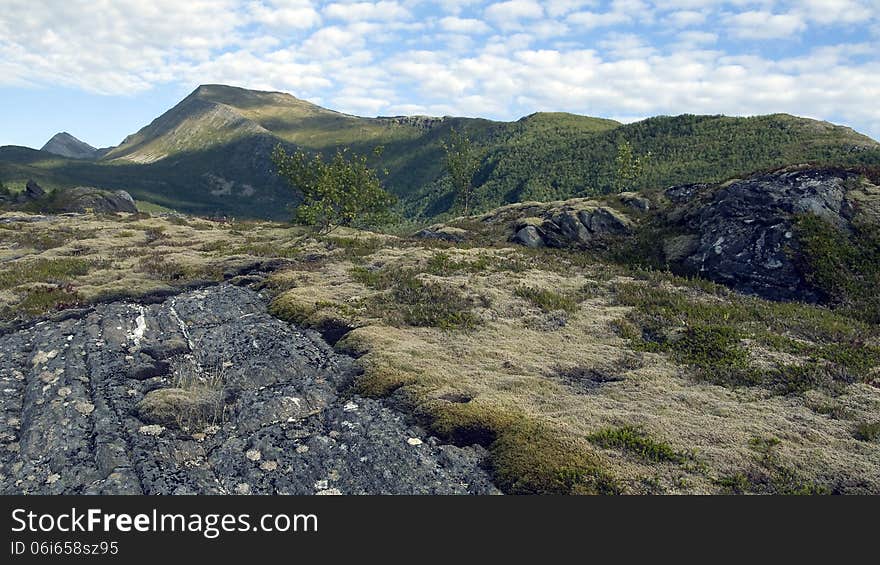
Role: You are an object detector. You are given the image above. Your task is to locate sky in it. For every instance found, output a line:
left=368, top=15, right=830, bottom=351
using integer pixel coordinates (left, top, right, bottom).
left=1, top=0, right=879, bottom=149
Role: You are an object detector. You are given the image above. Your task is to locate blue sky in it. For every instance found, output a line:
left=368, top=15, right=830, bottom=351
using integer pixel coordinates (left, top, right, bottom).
left=1, top=0, right=879, bottom=149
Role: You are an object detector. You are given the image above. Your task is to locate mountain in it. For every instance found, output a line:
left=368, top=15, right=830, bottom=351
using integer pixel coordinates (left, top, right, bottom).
left=40, top=132, right=105, bottom=159
left=3, top=84, right=880, bottom=220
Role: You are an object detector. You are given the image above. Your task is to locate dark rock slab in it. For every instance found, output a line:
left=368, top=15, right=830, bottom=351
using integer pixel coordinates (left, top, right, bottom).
left=676, top=168, right=860, bottom=301
left=0, top=285, right=498, bottom=495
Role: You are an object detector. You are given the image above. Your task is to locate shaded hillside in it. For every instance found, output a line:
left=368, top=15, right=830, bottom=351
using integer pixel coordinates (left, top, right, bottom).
left=0, top=138, right=292, bottom=219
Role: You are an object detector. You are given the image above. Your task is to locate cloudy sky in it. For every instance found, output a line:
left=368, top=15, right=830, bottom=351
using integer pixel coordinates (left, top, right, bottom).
left=1, top=0, right=878, bottom=148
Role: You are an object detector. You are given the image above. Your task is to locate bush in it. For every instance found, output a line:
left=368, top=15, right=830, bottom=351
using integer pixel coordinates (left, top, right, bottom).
left=352, top=266, right=481, bottom=330
left=272, top=145, right=396, bottom=233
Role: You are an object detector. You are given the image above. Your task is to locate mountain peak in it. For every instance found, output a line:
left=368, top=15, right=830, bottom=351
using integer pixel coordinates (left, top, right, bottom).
left=41, top=132, right=100, bottom=159
left=186, top=83, right=310, bottom=109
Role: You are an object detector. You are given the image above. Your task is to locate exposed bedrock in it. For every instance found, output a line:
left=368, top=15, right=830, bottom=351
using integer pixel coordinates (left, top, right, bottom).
left=0, top=284, right=497, bottom=495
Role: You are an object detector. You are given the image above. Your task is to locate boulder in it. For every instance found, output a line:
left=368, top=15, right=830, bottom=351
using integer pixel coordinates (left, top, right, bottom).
left=414, top=226, right=467, bottom=243
left=509, top=205, right=634, bottom=249
left=25, top=180, right=46, bottom=200
left=53, top=186, right=138, bottom=213
left=676, top=168, right=860, bottom=301
left=619, top=192, right=651, bottom=212
left=551, top=210, right=592, bottom=244
left=512, top=225, right=544, bottom=248
left=586, top=207, right=633, bottom=235
left=664, top=183, right=708, bottom=203
left=662, top=234, right=700, bottom=264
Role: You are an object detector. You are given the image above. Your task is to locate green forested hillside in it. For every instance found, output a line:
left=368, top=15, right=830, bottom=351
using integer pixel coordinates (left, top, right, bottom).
left=2, top=85, right=879, bottom=221
left=402, top=113, right=880, bottom=218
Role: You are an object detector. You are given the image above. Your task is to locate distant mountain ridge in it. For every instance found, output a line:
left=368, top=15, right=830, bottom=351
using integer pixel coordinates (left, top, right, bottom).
left=4, top=84, right=880, bottom=220
left=40, top=132, right=109, bottom=160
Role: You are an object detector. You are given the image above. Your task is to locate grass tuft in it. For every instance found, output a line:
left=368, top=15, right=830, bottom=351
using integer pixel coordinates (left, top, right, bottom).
left=588, top=425, right=687, bottom=464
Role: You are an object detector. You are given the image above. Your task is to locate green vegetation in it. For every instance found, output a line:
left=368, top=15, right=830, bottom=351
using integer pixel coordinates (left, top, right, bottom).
left=794, top=213, right=880, bottom=323
left=425, top=252, right=492, bottom=275
left=514, top=286, right=581, bottom=313
left=613, top=140, right=650, bottom=193
left=136, top=252, right=224, bottom=282
left=4, top=85, right=878, bottom=221
left=725, top=436, right=833, bottom=495
left=272, top=145, right=396, bottom=233
left=0, top=226, right=80, bottom=250
left=423, top=402, right=619, bottom=494
left=588, top=426, right=687, bottom=464
left=442, top=128, right=481, bottom=215
left=351, top=265, right=481, bottom=330
left=323, top=235, right=386, bottom=260
left=854, top=421, right=880, bottom=442
left=611, top=280, right=880, bottom=393
left=469, top=114, right=880, bottom=217
left=17, top=284, right=83, bottom=316
left=138, top=356, right=228, bottom=431
left=0, top=258, right=96, bottom=289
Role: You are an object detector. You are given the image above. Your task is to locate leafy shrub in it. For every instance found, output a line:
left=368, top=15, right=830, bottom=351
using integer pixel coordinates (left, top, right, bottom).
left=352, top=265, right=480, bottom=330
left=611, top=281, right=880, bottom=392
left=273, top=145, right=396, bottom=233
left=17, top=284, right=82, bottom=316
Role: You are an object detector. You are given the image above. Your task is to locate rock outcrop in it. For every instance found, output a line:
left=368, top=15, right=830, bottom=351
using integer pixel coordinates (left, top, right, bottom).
left=668, top=168, right=871, bottom=301
left=24, top=179, right=46, bottom=200
left=376, top=115, right=445, bottom=130
left=509, top=203, right=634, bottom=249
left=0, top=284, right=497, bottom=494
left=53, top=186, right=138, bottom=214
left=2, top=180, right=138, bottom=214
left=414, top=225, right=467, bottom=243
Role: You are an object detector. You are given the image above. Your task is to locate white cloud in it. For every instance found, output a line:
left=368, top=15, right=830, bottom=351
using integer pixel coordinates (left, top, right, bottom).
left=0, top=0, right=245, bottom=94
left=724, top=10, right=807, bottom=39
left=436, top=0, right=483, bottom=15
left=484, top=0, right=545, bottom=27
left=797, top=0, right=874, bottom=24
left=248, top=1, right=321, bottom=29
left=545, top=0, right=597, bottom=18
left=567, top=0, right=654, bottom=29
left=439, top=16, right=492, bottom=33
left=674, top=30, right=718, bottom=46
left=1, top=0, right=879, bottom=141
left=665, top=10, right=707, bottom=27
left=323, top=1, right=412, bottom=22
left=567, top=10, right=630, bottom=29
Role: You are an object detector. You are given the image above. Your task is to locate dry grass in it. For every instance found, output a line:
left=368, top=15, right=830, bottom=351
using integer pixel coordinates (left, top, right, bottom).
left=267, top=242, right=880, bottom=494
left=4, top=209, right=879, bottom=494
left=0, top=212, right=309, bottom=323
